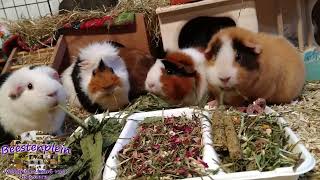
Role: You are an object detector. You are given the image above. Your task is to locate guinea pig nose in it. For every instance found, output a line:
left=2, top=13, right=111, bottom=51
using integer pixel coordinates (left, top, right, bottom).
left=219, top=77, right=231, bottom=83
left=148, top=83, right=155, bottom=89
left=47, top=91, right=57, bottom=97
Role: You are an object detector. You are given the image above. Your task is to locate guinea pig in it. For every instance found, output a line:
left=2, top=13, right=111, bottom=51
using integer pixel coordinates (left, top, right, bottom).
left=204, top=27, right=306, bottom=106
left=61, top=41, right=155, bottom=113
left=145, top=47, right=208, bottom=106
left=0, top=65, right=67, bottom=142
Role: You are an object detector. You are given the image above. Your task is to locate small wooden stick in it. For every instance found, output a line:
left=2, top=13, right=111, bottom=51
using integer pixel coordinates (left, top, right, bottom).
left=1, top=47, right=17, bottom=75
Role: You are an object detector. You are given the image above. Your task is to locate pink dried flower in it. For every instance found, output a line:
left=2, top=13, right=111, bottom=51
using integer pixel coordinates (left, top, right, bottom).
left=165, top=117, right=175, bottom=125
left=175, top=157, right=181, bottom=162
left=197, top=158, right=209, bottom=168
left=184, top=126, right=193, bottom=133
left=170, top=135, right=181, bottom=145
left=153, top=144, right=160, bottom=150
left=133, top=135, right=140, bottom=142
left=185, top=151, right=192, bottom=157
left=176, top=167, right=187, bottom=176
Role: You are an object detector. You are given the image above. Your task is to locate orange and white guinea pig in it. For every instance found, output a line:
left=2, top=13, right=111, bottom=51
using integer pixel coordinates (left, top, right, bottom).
left=204, top=27, right=306, bottom=106
left=62, top=41, right=155, bottom=113
left=145, top=48, right=208, bottom=106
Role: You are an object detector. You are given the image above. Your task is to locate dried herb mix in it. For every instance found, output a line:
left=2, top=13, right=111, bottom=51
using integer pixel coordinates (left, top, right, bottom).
left=211, top=108, right=302, bottom=173
left=117, top=114, right=209, bottom=179
left=49, top=111, right=124, bottom=180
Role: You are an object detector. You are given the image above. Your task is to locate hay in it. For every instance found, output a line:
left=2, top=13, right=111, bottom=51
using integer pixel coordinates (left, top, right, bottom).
left=5, top=0, right=171, bottom=48
left=111, top=0, right=170, bottom=44
left=10, top=47, right=55, bottom=67
left=271, top=81, right=320, bottom=180
left=0, top=154, right=17, bottom=180
left=6, top=10, right=107, bottom=48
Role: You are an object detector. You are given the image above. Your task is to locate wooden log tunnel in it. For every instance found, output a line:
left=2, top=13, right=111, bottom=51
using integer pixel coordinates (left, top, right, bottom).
left=156, top=0, right=259, bottom=51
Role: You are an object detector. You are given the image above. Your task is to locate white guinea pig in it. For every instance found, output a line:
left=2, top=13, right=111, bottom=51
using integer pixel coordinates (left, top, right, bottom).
left=0, top=65, right=67, bottom=140
left=204, top=27, right=306, bottom=106
left=145, top=48, right=208, bottom=106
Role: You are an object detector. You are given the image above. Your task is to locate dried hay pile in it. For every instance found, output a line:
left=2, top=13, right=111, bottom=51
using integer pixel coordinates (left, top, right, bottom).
left=5, top=0, right=170, bottom=48
left=10, top=47, right=55, bottom=69
left=271, top=81, right=320, bottom=179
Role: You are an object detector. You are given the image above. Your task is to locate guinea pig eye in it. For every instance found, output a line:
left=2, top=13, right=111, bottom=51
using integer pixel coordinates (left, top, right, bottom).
left=166, top=69, right=172, bottom=75
left=109, top=67, right=114, bottom=74
left=235, top=51, right=242, bottom=62
left=27, top=83, right=33, bottom=90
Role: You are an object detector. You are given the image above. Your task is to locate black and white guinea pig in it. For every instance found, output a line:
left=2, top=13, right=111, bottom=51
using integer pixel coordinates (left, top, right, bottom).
left=204, top=27, right=306, bottom=106
left=0, top=65, right=67, bottom=143
left=61, top=41, right=155, bottom=113
left=145, top=48, right=208, bottom=106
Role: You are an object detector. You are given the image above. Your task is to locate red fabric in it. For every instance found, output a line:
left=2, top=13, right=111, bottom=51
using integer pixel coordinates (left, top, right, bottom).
left=170, top=0, right=200, bottom=5
left=80, top=16, right=113, bottom=29
left=2, top=34, right=53, bottom=57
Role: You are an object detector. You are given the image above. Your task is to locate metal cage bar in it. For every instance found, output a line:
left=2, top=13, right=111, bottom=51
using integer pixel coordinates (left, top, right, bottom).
left=0, top=0, right=61, bottom=20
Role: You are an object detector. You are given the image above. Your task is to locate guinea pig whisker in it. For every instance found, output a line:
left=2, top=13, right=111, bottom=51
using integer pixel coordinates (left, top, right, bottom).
left=112, top=94, right=119, bottom=109
left=103, top=86, right=116, bottom=94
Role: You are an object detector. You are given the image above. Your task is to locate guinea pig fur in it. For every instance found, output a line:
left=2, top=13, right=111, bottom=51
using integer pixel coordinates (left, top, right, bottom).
left=62, top=42, right=130, bottom=113
left=145, top=48, right=208, bottom=106
left=204, top=27, right=306, bottom=106
left=61, top=41, right=155, bottom=113
left=0, top=66, right=67, bottom=139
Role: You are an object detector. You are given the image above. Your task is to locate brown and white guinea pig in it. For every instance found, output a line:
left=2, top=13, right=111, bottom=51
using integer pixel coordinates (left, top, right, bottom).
left=0, top=65, right=67, bottom=143
left=204, top=27, right=306, bottom=106
left=145, top=48, right=208, bottom=106
left=61, top=41, right=155, bottom=113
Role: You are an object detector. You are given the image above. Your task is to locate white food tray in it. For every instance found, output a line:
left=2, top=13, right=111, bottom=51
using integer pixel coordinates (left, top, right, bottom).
left=102, top=107, right=220, bottom=180
left=96, top=107, right=315, bottom=180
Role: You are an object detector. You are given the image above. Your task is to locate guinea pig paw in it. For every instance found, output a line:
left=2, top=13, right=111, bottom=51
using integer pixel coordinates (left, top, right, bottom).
left=207, top=100, right=219, bottom=109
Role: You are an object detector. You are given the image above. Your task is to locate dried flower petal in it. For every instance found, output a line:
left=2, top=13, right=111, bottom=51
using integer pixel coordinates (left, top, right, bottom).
left=197, top=158, right=209, bottom=168
left=153, top=144, right=160, bottom=150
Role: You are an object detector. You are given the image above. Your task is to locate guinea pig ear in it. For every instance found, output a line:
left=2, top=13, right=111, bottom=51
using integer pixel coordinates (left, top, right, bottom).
left=243, top=40, right=262, bottom=54
left=204, top=39, right=222, bottom=60
left=204, top=47, right=213, bottom=60
left=9, top=85, right=24, bottom=100
left=98, top=59, right=106, bottom=71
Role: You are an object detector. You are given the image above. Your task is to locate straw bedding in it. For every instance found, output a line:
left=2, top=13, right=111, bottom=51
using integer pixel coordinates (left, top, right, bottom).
left=271, top=81, right=320, bottom=179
